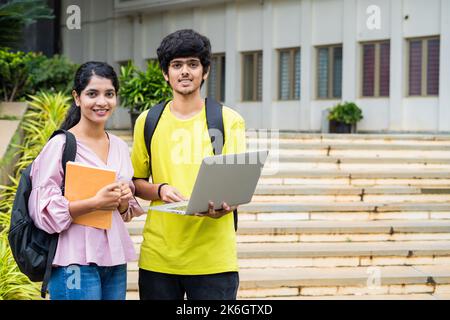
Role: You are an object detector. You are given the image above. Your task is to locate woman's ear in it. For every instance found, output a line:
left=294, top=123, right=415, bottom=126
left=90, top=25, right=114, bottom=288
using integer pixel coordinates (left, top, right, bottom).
left=72, top=90, right=80, bottom=107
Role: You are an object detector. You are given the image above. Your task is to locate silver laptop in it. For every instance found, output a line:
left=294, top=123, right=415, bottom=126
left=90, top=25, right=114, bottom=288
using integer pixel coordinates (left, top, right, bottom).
left=150, top=150, right=269, bottom=215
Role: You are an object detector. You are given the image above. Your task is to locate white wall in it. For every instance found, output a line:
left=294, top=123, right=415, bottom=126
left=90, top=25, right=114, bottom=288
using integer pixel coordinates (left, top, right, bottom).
left=403, top=0, right=441, bottom=38
left=60, top=0, right=449, bottom=132
left=312, top=0, right=343, bottom=45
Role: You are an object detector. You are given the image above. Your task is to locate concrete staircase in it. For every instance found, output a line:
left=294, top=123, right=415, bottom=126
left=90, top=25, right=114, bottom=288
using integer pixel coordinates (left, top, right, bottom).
left=110, top=130, right=450, bottom=300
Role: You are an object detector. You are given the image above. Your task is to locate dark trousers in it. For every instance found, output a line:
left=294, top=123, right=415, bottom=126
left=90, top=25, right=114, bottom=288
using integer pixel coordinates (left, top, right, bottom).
left=138, top=269, right=239, bottom=300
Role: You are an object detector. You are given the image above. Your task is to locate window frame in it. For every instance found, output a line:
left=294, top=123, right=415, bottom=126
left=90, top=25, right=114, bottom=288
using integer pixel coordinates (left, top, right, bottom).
left=360, top=40, right=390, bottom=98
left=241, top=51, right=263, bottom=102
left=207, top=53, right=226, bottom=103
left=278, top=47, right=301, bottom=101
left=407, top=36, right=440, bottom=97
left=316, top=44, right=343, bottom=100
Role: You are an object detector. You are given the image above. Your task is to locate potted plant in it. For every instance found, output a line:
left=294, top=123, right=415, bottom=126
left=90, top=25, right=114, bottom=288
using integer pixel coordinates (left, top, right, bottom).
left=327, top=101, right=363, bottom=133
left=119, top=60, right=172, bottom=130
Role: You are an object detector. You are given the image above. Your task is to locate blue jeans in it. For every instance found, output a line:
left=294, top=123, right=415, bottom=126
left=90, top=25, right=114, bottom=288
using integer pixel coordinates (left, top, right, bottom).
left=48, top=264, right=127, bottom=300
left=138, top=269, right=239, bottom=300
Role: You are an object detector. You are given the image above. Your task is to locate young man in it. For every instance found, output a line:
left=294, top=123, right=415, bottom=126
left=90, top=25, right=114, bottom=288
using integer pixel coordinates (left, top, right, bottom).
left=131, top=29, right=246, bottom=300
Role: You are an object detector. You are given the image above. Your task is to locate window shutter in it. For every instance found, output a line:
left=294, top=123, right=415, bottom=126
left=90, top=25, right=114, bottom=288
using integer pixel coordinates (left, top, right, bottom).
left=207, top=57, right=217, bottom=99
left=427, top=39, right=440, bottom=95
left=362, top=44, right=375, bottom=97
left=257, top=52, right=263, bottom=101
left=409, top=40, right=422, bottom=96
left=332, top=47, right=343, bottom=98
left=379, top=42, right=390, bottom=97
left=318, top=48, right=329, bottom=98
left=279, top=51, right=290, bottom=100
left=294, top=49, right=301, bottom=100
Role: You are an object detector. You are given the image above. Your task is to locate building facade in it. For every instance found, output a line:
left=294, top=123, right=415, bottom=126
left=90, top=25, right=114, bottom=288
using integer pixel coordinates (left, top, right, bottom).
left=60, top=0, right=450, bottom=132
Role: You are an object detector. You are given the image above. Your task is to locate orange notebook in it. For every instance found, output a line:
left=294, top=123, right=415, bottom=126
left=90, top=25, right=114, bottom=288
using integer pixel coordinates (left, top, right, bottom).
left=64, top=161, right=117, bottom=229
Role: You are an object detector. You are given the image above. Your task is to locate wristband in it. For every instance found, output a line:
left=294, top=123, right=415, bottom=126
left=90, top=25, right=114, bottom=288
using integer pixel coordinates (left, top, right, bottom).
left=158, top=183, right=169, bottom=199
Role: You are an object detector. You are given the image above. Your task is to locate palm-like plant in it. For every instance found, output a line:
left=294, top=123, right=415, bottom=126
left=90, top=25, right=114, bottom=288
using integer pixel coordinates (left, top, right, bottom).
left=119, top=60, right=172, bottom=113
left=0, top=0, right=54, bottom=49
left=0, top=230, right=41, bottom=300
left=0, top=91, right=69, bottom=300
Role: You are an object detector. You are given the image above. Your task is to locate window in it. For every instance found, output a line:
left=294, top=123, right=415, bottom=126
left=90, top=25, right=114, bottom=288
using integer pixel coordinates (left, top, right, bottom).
left=279, top=48, right=301, bottom=100
left=317, top=45, right=342, bottom=99
left=207, top=54, right=226, bottom=102
left=242, top=51, right=263, bottom=101
left=408, top=37, right=440, bottom=96
left=361, top=41, right=390, bottom=97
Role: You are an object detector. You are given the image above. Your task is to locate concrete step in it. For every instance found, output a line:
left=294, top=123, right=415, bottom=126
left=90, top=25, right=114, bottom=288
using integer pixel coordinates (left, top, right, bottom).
left=266, top=155, right=450, bottom=164
left=127, top=218, right=450, bottom=233
left=260, top=168, right=450, bottom=179
left=127, top=241, right=450, bottom=269
left=133, top=201, right=450, bottom=221
left=124, top=265, right=450, bottom=298
left=249, top=140, right=450, bottom=151
left=108, top=130, right=450, bottom=144
left=254, top=185, right=450, bottom=195
left=251, top=194, right=450, bottom=203
left=237, top=202, right=450, bottom=213
left=236, top=241, right=450, bottom=259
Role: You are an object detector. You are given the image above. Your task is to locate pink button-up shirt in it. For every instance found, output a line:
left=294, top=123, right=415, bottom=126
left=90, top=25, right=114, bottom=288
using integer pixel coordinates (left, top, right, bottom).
left=28, top=132, right=144, bottom=267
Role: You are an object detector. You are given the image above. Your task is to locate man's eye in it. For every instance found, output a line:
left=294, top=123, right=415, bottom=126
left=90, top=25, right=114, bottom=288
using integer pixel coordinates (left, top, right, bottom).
left=190, top=63, right=199, bottom=68
left=173, top=63, right=181, bottom=68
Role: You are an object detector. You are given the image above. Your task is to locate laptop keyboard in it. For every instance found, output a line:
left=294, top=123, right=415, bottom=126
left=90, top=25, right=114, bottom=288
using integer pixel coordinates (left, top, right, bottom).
left=171, top=205, right=188, bottom=211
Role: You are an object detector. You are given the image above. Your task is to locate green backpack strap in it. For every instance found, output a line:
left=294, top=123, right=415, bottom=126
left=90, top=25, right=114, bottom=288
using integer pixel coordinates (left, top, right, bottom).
left=143, top=98, right=238, bottom=231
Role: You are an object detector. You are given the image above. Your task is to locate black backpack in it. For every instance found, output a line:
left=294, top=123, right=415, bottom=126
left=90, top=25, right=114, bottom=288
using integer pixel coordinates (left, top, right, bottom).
left=143, top=97, right=238, bottom=231
left=8, top=130, right=77, bottom=298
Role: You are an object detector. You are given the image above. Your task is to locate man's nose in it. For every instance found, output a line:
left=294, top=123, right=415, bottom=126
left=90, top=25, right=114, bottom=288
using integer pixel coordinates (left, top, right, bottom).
left=181, top=63, right=190, bottom=75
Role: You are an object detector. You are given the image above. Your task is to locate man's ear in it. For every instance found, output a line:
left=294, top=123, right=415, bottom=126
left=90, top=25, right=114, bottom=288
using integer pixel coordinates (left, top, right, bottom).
left=163, top=72, right=169, bottom=82
left=203, top=66, right=210, bottom=81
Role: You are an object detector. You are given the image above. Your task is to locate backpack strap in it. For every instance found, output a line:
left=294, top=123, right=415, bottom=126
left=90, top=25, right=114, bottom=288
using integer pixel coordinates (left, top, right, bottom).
left=40, top=129, right=77, bottom=298
left=144, top=101, right=169, bottom=177
left=40, top=237, right=57, bottom=298
left=205, top=97, right=225, bottom=155
left=49, top=129, right=77, bottom=189
left=204, top=98, right=238, bottom=231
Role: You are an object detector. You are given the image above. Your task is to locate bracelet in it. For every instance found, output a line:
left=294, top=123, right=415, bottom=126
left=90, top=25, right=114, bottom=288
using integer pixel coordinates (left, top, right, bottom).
left=158, top=183, right=169, bottom=199
left=119, top=206, right=128, bottom=215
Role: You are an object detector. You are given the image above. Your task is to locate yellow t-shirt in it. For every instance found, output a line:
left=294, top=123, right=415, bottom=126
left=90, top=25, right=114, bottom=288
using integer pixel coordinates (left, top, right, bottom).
left=131, top=101, right=246, bottom=275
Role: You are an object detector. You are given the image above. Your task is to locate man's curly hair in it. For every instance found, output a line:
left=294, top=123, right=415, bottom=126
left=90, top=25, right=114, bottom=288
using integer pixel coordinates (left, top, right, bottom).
left=157, top=29, right=212, bottom=79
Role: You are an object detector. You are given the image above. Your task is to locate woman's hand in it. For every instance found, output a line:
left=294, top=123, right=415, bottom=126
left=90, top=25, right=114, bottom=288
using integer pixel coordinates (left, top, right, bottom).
left=118, top=181, right=133, bottom=214
left=93, top=182, right=122, bottom=211
left=159, top=184, right=187, bottom=203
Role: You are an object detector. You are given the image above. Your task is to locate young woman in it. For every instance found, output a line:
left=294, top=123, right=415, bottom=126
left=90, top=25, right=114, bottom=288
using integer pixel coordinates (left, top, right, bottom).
left=28, top=61, right=144, bottom=300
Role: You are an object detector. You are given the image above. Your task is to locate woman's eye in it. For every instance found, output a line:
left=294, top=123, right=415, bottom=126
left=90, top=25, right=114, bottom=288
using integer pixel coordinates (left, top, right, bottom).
left=87, top=92, right=96, bottom=97
left=106, top=92, right=114, bottom=98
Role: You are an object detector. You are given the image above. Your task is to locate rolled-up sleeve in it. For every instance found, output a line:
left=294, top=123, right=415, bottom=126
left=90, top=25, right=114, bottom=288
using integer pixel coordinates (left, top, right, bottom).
left=28, top=136, right=73, bottom=234
left=118, top=138, right=145, bottom=222
left=120, top=181, right=145, bottom=222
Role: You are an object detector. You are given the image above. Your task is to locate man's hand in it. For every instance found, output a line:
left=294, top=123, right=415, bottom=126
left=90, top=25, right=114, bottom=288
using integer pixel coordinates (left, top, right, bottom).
left=159, top=184, right=187, bottom=203
left=194, top=202, right=237, bottom=219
